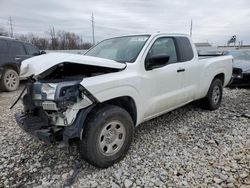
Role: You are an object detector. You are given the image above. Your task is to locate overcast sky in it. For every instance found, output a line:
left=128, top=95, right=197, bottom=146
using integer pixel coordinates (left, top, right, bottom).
left=0, top=0, right=250, bottom=45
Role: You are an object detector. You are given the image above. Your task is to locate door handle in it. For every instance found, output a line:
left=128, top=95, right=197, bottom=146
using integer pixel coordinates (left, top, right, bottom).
left=177, top=68, right=185, bottom=73
left=15, top=57, right=21, bottom=61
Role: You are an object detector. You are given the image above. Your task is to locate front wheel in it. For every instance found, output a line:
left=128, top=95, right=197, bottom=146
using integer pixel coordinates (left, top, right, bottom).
left=80, top=105, right=134, bottom=168
left=201, top=78, right=223, bottom=110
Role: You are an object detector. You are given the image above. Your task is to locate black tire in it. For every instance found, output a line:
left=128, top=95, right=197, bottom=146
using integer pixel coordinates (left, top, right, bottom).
left=0, top=68, right=20, bottom=92
left=80, top=105, right=134, bottom=168
left=201, top=78, right=223, bottom=110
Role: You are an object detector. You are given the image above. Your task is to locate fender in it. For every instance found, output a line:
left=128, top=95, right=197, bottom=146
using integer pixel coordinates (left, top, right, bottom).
left=199, top=67, right=226, bottom=98
left=63, top=105, right=95, bottom=144
left=197, top=56, right=232, bottom=98
left=84, top=85, right=144, bottom=126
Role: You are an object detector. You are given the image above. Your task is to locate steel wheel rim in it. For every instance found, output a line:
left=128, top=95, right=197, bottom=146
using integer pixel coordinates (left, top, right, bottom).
left=98, top=120, right=126, bottom=156
left=212, top=85, right=220, bottom=104
left=5, top=72, right=17, bottom=89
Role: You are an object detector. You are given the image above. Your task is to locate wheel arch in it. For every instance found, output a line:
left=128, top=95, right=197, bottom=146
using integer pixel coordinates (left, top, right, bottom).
left=203, top=72, right=225, bottom=96
left=213, top=73, right=225, bottom=85
left=2, top=63, right=20, bottom=74
left=101, top=96, right=137, bottom=126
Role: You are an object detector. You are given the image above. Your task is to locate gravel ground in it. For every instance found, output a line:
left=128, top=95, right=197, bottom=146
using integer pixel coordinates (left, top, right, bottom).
left=0, top=84, right=249, bottom=188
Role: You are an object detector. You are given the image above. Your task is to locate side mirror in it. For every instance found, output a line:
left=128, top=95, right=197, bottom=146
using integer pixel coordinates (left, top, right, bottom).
left=145, top=54, right=170, bottom=70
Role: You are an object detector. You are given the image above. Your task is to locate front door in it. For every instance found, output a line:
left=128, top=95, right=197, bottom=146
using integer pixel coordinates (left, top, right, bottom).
left=142, top=37, right=185, bottom=119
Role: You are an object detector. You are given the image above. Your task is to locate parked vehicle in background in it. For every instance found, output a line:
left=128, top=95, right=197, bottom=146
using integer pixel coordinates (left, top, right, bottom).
left=0, top=36, right=45, bottom=91
left=15, top=33, right=233, bottom=168
left=225, top=50, right=250, bottom=86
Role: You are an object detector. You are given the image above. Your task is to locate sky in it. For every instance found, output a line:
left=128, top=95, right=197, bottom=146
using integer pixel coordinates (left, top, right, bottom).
left=0, top=0, right=250, bottom=45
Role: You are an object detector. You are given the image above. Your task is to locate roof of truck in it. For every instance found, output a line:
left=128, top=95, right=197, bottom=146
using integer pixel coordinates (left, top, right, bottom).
left=109, top=33, right=189, bottom=38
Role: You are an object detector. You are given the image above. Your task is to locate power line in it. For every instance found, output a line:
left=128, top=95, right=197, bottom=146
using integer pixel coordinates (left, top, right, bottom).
left=91, top=12, right=95, bottom=45
left=9, top=16, right=14, bottom=38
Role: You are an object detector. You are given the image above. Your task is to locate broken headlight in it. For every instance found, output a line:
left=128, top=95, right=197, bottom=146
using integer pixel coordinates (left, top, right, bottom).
left=31, top=81, right=81, bottom=110
left=41, top=83, right=58, bottom=100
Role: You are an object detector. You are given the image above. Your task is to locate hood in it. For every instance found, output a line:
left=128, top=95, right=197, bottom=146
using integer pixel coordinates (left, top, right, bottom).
left=233, top=60, right=250, bottom=72
left=20, top=53, right=126, bottom=77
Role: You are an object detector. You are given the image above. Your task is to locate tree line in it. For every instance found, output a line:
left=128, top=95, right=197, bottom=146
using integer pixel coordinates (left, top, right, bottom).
left=0, top=26, right=92, bottom=50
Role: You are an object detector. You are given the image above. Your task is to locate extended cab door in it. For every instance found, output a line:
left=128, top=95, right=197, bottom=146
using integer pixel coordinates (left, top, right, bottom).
left=142, top=37, right=185, bottom=119
left=174, top=37, right=201, bottom=102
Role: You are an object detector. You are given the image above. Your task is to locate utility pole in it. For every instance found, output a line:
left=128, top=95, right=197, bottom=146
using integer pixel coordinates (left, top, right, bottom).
left=190, top=19, right=193, bottom=37
left=91, top=12, right=95, bottom=45
left=49, top=26, right=56, bottom=49
left=9, top=16, right=14, bottom=38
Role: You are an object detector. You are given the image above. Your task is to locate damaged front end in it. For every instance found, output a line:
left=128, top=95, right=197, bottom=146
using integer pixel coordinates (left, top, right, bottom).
left=14, top=57, right=124, bottom=144
left=15, top=79, right=95, bottom=144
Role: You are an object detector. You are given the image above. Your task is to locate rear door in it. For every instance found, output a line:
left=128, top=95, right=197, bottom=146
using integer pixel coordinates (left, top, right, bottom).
left=0, top=39, right=9, bottom=66
left=9, top=41, right=28, bottom=65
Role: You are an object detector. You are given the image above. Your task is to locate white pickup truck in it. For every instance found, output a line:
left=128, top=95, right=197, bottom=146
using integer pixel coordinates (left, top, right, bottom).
left=15, top=33, right=233, bottom=168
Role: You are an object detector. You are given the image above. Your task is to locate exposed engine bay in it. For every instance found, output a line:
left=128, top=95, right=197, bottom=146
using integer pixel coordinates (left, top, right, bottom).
left=15, top=62, right=122, bottom=144
left=38, top=62, right=121, bottom=81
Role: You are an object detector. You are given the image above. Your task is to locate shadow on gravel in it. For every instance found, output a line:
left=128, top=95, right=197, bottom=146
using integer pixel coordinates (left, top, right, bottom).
left=1, top=86, right=249, bottom=187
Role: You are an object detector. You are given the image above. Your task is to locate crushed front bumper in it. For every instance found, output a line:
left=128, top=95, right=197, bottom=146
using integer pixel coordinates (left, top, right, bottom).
left=15, top=112, right=58, bottom=144
left=15, top=105, right=95, bottom=145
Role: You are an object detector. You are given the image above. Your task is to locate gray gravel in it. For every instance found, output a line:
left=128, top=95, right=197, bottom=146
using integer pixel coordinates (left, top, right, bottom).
left=0, top=84, right=249, bottom=187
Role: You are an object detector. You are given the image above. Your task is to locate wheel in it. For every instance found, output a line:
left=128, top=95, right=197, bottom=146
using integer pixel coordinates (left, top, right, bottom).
left=80, top=105, right=134, bottom=168
left=201, top=78, right=223, bottom=110
left=0, top=68, right=20, bottom=91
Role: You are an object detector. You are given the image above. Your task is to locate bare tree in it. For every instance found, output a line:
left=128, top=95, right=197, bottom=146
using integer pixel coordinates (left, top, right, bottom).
left=48, top=26, right=59, bottom=50
left=17, top=33, right=49, bottom=50
left=18, top=34, right=30, bottom=42
left=56, top=30, right=92, bottom=50
left=16, top=28, right=92, bottom=50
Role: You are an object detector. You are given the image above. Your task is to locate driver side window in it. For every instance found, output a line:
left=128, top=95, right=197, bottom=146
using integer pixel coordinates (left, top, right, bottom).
left=148, top=37, right=177, bottom=64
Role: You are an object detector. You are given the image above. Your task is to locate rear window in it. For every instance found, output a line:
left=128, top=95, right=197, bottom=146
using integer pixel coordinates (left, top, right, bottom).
left=24, top=43, right=40, bottom=55
left=0, top=40, right=8, bottom=54
left=9, top=41, right=26, bottom=55
left=175, top=37, right=194, bottom=62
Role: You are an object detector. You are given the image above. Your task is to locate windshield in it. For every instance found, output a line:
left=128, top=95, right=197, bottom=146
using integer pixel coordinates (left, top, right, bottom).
left=85, top=35, right=150, bottom=63
left=228, top=51, right=250, bottom=61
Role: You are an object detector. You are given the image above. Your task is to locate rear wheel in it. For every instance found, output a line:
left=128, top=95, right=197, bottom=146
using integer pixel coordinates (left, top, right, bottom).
left=80, top=105, right=134, bottom=168
left=201, top=78, right=223, bottom=110
left=0, top=68, right=19, bottom=91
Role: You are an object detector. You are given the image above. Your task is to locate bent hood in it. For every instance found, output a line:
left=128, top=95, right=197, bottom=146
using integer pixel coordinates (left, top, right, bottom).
left=20, top=53, right=126, bottom=77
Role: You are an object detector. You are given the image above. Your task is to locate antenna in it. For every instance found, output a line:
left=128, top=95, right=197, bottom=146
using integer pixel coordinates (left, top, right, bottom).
left=9, top=16, right=14, bottom=38
left=190, top=19, right=193, bottom=37
left=91, top=13, right=95, bottom=45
